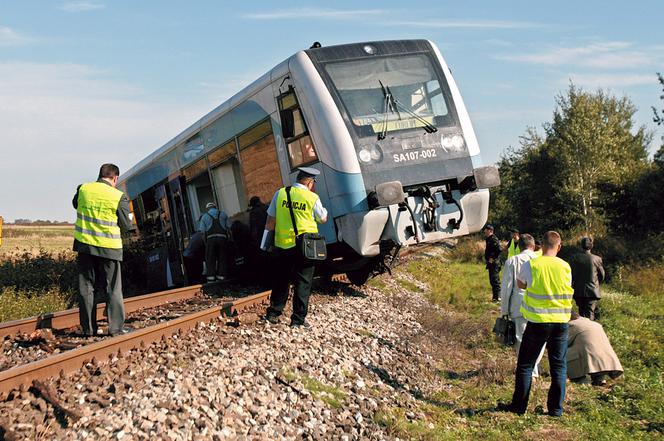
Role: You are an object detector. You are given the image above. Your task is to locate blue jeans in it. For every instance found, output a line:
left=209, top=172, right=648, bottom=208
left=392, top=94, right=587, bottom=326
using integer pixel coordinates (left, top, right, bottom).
left=511, top=322, right=568, bottom=416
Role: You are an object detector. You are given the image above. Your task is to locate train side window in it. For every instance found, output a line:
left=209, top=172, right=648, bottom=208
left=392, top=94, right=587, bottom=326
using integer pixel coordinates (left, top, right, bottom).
left=279, top=90, right=318, bottom=169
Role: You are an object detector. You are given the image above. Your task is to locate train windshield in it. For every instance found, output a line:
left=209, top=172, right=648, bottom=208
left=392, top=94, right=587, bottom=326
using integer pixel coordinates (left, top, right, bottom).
left=323, top=54, right=458, bottom=139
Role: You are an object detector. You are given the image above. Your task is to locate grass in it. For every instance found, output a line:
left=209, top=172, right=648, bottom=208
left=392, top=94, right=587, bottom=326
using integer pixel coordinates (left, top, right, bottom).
left=1, top=224, right=74, bottom=255
left=378, top=247, right=664, bottom=440
left=0, top=287, right=71, bottom=322
left=0, top=226, right=76, bottom=321
left=280, top=369, right=347, bottom=408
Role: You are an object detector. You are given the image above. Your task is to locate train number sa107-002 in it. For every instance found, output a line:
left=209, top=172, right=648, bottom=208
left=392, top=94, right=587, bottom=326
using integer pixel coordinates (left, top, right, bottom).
left=392, top=148, right=437, bottom=163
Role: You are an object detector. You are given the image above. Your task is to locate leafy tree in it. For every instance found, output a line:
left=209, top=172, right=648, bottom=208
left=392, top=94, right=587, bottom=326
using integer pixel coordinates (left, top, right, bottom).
left=545, top=85, right=649, bottom=233
left=490, top=84, right=650, bottom=236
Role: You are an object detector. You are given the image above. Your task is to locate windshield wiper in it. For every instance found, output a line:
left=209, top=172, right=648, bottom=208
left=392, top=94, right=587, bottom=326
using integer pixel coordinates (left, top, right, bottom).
left=385, top=84, right=438, bottom=135
left=377, top=80, right=394, bottom=140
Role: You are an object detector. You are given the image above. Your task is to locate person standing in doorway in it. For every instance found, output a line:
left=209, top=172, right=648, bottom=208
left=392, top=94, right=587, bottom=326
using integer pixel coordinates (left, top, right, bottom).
left=484, top=224, right=502, bottom=302
left=73, top=163, right=134, bottom=336
left=199, top=202, right=230, bottom=282
left=261, top=167, right=328, bottom=327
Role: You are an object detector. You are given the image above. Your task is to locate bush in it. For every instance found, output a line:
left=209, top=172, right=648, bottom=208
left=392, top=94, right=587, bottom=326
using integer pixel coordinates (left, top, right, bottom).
left=451, top=235, right=485, bottom=263
left=0, top=249, right=77, bottom=293
left=0, top=287, right=72, bottom=322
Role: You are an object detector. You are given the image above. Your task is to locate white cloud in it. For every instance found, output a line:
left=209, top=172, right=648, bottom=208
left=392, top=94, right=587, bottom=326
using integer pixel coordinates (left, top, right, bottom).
left=0, top=62, right=203, bottom=222
left=58, top=1, right=106, bottom=12
left=386, top=19, right=540, bottom=29
left=0, top=25, right=28, bottom=46
left=562, top=73, right=656, bottom=88
left=242, top=8, right=386, bottom=20
left=497, top=41, right=660, bottom=69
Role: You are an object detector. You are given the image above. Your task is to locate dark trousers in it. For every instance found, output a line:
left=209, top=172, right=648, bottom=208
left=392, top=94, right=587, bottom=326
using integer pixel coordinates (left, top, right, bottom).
left=511, top=322, right=569, bottom=416
left=266, top=247, right=315, bottom=325
left=77, top=253, right=125, bottom=335
left=205, top=237, right=229, bottom=278
left=575, top=298, right=599, bottom=320
left=487, top=262, right=501, bottom=300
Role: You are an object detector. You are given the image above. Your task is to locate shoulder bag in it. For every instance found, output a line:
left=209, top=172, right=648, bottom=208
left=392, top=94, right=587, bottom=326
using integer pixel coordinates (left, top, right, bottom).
left=285, top=186, right=327, bottom=261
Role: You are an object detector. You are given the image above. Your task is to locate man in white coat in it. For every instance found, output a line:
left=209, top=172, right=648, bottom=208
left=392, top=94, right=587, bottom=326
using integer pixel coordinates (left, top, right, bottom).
left=500, top=233, right=544, bottom=376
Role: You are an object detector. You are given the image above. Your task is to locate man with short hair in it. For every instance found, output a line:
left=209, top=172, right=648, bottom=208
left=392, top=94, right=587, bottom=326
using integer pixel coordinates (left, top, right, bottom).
left=484, top=224, right=502, bottom=302
left=73, top=163, right=134, bottom=336
left=506, top=229, right=520, bottom=259
left=261, top=167, right=328, bottom=327
left=199, top=202, right=230, bottom=282
left=501, top=230, right=573, bottom=417
left=569, top=237, right=605, bottom=320
left=500, top=233, right=544, bottom=376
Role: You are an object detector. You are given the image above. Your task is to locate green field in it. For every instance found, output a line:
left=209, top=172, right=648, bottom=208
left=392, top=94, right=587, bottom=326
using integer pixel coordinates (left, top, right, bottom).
left=371, top=243, right=664, bottom=440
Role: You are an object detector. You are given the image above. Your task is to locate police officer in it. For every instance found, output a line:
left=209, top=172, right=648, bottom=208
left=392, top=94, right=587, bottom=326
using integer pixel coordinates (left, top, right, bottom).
left=199, top=202, right=230, bottom=282
left=501, top=230, right=574, bottom=417
left=261, top=167, right=328, bottom=327
left=73, top=163, right=134, bottom=336
left=484, top=224, right=502, bottom=302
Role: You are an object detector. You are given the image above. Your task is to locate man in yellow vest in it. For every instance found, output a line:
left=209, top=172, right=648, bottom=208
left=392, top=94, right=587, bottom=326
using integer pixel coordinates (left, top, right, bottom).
left=260, top=167, right=328, bottom=327
left=73, top=164, right=134, bottom=336
left=506, top=228, right=520, bottom=259
left=499, top=230, right=573, bottom=417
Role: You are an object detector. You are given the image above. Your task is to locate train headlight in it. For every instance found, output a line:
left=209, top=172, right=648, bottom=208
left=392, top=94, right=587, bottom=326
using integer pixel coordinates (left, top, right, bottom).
left=370, top=144, right=383, bottom=161
left=441, top=133, right=466, bottom=152
left=358, top=149, right=372, bottom=163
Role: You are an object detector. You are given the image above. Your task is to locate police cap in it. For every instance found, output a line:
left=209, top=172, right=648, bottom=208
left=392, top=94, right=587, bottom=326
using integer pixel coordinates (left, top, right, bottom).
left=484, top=224, right=494, bottom=231
left=296, top=167, right=320, bottom=180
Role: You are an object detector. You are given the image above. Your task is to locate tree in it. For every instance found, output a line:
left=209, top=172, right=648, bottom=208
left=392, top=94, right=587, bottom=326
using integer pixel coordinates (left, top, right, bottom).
left=490, top=84, right=650, bottom=236
left=543, top=85, right=649, bottom=234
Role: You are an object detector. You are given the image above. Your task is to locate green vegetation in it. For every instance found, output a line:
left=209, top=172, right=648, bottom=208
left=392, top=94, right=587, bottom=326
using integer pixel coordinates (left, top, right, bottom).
left=280, top=369, right=347, bottom=408
left=0, top=287, right=71, bottom=322
left=378, top=247, right=664, bottom=440
left=0, top=226, right=75, bottom=321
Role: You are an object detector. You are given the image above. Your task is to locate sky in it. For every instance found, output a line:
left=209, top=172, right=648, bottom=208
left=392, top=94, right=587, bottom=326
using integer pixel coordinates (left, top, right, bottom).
left=0, top=0, right=662, bottom=222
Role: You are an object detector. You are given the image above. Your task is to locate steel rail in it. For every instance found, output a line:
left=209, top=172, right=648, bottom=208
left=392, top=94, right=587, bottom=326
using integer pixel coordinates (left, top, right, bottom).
left=0, top=285, right=203, bottom=339
left=0, top=290, right=270, bottom=396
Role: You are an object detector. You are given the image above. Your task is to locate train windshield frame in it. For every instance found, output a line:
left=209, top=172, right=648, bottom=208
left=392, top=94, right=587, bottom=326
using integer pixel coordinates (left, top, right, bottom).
left=321, top=52, right=460, bottom=140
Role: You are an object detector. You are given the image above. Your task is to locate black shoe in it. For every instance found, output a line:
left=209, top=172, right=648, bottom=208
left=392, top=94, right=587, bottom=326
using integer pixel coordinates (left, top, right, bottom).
left=289, top=321, right=310, bottom=329
left=496, top=402, right=523, bottom=415
left=262, top=315, right=280, bottom=325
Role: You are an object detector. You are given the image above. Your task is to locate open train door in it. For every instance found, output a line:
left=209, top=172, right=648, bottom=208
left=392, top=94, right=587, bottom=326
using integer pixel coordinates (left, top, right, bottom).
left=167, top=176, right=190, bottom=285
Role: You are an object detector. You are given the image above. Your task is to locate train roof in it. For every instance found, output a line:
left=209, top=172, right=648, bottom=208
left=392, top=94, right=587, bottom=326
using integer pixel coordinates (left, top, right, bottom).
left=119, top=39, right=433, bottom=189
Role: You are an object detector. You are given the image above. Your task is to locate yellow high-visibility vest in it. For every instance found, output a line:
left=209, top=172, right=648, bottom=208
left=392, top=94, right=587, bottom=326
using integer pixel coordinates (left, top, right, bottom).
left=520, top=256, right=573, bottom=323
left=274, top=186, right=319, bottom=249
left=74, top=182, right=123, bottom=249
left=507, top=240, right=518, bottom=259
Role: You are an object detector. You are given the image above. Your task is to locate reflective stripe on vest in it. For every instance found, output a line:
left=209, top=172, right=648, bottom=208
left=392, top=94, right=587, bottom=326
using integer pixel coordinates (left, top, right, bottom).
left=274, top=186, right=319, bottom=249
left=508, top=240, right=518, bottom=259
left=74, top=182, right=124, bottom=249
left=520, top=256, right=573, bottom=323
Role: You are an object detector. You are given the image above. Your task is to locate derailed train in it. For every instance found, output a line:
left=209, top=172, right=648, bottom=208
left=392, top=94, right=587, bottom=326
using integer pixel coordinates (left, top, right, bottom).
left=118, top=40, right=500, bottom=289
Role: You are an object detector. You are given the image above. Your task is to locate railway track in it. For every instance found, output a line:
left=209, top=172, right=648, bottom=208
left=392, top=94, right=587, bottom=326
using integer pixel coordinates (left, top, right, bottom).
left=0, top=284, right=205, bottom=340
left=0, top=242, right=450, bottom=399
left=0, top=290, right=270, bottom=397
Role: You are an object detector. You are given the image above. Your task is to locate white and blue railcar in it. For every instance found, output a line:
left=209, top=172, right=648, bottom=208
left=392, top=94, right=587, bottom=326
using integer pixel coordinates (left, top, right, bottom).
left=119, top=40, right=499, bottom=288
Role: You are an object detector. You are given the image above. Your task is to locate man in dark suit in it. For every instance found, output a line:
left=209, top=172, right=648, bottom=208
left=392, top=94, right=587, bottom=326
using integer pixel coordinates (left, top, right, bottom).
left=570, top=237, right=605, bottom=320
left=484, top=224, right=502, bottom=302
